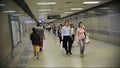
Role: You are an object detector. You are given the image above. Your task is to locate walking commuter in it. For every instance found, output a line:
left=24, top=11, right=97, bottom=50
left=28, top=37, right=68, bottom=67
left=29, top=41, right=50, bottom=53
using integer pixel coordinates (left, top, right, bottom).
left=46, top=24, right=51, bottom=32
left=53, top=24, right=56, bottom=36
left=62, top=20, right=72, bottom=55
left=76, top=22, right=86, bottom=58
left=57, top=24, right=62, bottom=46
left=30, top=28, right=40, bottom=59
left=35, top=24, right=45, bottom=51
left=70, top=24, right=75, bottom=44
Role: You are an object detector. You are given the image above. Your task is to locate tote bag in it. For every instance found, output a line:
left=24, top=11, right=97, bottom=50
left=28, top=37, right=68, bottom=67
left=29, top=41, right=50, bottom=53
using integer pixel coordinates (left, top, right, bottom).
left=86, top=35, right=90, bottom=45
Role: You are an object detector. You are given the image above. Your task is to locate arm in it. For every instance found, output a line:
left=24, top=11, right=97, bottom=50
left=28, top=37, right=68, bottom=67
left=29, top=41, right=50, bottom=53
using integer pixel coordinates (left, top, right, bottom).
left=70, top=27, right=73, bottom=40
left=84, top=29, right=86, bottom=37
left=30, top=34, right=32, bottom=40
left=57, top=30, right=60, bottom=37
left=76, top=28, right=79, bottom=43
left=43, top=30, right=45, bottom=39
left=61, top=27, right=64, bottom=40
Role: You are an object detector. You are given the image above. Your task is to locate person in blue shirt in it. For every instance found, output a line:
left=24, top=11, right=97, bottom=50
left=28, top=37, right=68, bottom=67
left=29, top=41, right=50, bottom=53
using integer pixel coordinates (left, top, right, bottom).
left=62, top=20, right=72, bottom=55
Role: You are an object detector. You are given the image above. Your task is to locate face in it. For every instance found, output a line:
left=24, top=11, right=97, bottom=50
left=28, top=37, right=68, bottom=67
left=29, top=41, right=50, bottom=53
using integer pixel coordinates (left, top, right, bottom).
left=80, top=23, right=83, bottom=28
left=60, top=26, right=62, bottom=29
left=65, top=21, right=69, bottom=26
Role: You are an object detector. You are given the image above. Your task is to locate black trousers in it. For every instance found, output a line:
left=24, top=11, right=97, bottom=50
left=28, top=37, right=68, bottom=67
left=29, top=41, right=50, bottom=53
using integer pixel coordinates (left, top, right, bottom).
left=58, top=36, right=62, bottom=44
left=72, top=35, right=75, bottom=44
left=63, top=36, right=72, bottom=53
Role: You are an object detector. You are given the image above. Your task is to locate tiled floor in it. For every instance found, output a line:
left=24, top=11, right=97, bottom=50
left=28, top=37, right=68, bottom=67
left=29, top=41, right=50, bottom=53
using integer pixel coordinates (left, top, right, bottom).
left=9, top=31, right=120, bottom=67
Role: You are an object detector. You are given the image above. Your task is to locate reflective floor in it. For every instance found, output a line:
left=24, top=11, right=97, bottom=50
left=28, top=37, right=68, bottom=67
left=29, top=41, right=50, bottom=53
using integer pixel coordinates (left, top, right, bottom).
left=9, top=31, right=120, bottom=67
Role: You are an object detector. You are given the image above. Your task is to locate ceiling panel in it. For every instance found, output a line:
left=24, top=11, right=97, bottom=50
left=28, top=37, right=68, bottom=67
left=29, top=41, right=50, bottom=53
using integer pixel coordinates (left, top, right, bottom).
left=25, top=0, right=113, bottom=22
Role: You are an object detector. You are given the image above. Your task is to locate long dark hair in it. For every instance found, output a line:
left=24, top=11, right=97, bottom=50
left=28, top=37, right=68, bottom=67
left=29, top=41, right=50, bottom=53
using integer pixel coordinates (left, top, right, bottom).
left=70, top=24, right=74, bottom=28
left=78, top=21, right=82, bottom=27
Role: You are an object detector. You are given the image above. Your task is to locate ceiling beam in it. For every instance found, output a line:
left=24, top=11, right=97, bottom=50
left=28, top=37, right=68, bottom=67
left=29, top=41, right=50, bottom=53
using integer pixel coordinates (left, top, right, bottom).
left=13, top=0, right=39, bottom=23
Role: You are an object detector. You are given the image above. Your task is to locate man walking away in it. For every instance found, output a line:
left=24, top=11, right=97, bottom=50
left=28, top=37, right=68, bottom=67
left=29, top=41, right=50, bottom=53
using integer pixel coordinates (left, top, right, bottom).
left=35, top=24, right=45, bottom=51
left=30, top=28, right=40, bottom=59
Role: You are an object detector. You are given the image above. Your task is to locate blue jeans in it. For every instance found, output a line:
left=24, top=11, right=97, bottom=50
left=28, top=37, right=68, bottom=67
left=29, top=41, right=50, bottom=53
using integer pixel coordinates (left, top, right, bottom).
left=79, top=38, right=85, bottom=54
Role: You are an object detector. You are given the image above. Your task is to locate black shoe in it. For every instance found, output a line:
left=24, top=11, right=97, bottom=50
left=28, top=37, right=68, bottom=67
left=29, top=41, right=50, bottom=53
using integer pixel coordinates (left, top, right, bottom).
left=40, top=48, right=43, bottom=51
left=69, top=52, right=72, bottom=55
left=66, top=51, right=68, bottom=55
left=37, top=57, right=39, bottom=59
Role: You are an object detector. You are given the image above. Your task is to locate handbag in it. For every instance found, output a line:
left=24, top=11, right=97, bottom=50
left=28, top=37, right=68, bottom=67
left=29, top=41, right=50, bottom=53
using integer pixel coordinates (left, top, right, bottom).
left=39, top=39, right=43, bottom=47
left=86, top=35, right=90, bottom=45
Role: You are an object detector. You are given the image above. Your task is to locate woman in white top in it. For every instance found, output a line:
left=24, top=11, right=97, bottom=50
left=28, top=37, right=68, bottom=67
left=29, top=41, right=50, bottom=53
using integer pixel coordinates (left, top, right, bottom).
left=62, top=20, right=72, bottom=55
left=70, top=24, right=75, bottom=44
left=76, top=22, right=86, bottom=58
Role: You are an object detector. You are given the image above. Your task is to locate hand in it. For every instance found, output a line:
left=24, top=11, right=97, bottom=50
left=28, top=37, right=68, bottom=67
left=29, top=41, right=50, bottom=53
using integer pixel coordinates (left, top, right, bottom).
left=77, top=41, right=79, bottom=44
left=71, top=37, right=73, bottom=41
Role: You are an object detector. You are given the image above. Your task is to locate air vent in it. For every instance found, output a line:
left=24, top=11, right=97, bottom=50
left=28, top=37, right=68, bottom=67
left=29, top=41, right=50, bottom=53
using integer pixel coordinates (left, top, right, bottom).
left=58, top=9, right=63, bottom=10
left=66, top=1, right=72, bottom=4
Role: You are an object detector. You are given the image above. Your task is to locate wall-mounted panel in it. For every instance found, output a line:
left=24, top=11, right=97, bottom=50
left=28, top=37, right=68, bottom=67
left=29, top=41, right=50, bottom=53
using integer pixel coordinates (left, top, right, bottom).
left=0, top=12, right=12, bottom=64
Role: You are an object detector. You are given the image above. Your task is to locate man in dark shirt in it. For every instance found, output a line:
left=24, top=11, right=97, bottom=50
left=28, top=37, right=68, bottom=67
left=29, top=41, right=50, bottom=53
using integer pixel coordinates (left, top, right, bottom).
left=35, top=24, right=45, bottom=51
left=30, top=28, right=40, bottom=59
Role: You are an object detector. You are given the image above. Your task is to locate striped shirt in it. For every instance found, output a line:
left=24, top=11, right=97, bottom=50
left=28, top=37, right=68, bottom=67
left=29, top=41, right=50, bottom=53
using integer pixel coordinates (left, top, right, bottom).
left=62, top=26, right=71, bottom=39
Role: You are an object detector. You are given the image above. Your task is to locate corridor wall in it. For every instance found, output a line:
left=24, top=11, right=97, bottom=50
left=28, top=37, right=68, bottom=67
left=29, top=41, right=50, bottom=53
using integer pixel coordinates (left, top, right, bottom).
left=50, top=1, right=120, bottom=46
left=0, top=12, right=12, bottom=64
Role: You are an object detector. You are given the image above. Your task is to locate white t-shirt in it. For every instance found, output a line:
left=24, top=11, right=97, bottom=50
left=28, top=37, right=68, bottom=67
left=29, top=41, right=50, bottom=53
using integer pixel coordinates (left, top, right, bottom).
left=71, top=28, right=75, bottom=35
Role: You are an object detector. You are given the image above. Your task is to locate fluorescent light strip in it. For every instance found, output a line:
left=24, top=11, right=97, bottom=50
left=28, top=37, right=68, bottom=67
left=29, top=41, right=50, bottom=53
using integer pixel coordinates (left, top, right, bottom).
left=39, top=13, right=48, bottom=14
left=64, top=12, right=73, bottom=14
left=37, top=2, right=56, bottom=5
left=97, top=13, right=103, bottom=14
left=0, top=3, right=6, bottom=6
left=88, top=11, right=95, bottom=13
left=71, top=8, right=83, bottom=10
left=3, top=10, right=16, bottom=13
left=13, top=14, right=22, bottom=16
left=38, top=9, right=51, bottom=11
left=83, top=1, right=100, bottom=4
left=99, top=7, right=109, bottom=10
left=80, top=14, right=87, bottom=16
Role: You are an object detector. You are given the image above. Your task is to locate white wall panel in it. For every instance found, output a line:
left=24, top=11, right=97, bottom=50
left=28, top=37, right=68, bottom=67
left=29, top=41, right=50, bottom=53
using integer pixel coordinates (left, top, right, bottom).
left=108, top=14, right=120, bottom=32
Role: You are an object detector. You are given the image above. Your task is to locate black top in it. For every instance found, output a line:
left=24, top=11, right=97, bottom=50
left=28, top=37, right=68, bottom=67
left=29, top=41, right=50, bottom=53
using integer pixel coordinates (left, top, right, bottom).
left=58, top=29, right=62, bottom=37
left=30, top=32, right=40, bottom=45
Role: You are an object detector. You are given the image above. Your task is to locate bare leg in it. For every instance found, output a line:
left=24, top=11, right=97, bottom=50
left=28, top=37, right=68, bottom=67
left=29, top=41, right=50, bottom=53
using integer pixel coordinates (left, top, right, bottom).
left=37, top=52, right=39, bottom=59
left=34, top=51, right=36, bottom=56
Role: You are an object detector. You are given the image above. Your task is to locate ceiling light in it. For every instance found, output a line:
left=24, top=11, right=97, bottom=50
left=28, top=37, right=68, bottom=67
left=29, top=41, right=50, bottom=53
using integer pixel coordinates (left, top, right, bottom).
left=108, top=10, right=114, bottom=13
left=0, top=3, right=6, bottom=6
left=71, top=8, right=83, bottom=10
left=39, top=13, right=48, bottom=14
left=38, top=9, right=51, bottom=11
left=80, top=13, right=86, bottom=16
left=3, top=10, right=16, bottom=13
left=97, top=13, right=103, bottom=14
left=99, top=7, right=109, bottom=10
left=13, top=14, right=22, bottom=16
left=58, top=8, right=63, bottom=10
left=37, top=2, right=56, bottom=5
left=83, top=1, right=100, bottom=4
left=64, top=12, right=73, bottom=14
left=88, top=11, right=95, bottom=13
